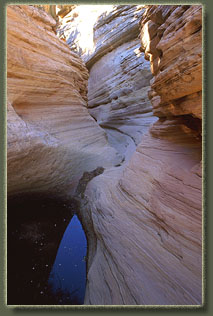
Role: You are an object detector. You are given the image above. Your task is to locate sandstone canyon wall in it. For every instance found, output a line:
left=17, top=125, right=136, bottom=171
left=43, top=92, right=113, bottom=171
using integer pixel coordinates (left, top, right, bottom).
left=7, top=5, right=120, bottom=199
left=57, top=5, right=157, bottom=160
left=80, top=5, right=202, bottom=305
left=7, top=4, right=202, bottom=306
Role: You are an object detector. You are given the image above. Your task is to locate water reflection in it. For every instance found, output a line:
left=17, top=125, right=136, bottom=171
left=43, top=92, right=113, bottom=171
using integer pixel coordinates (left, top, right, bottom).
left=48, top=215, right=87, bottom=304
left=7, top=195, right=87, bottom=305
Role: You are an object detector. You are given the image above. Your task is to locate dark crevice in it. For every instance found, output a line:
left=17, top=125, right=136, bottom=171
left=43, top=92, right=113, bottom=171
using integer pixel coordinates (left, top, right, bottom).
left=75, top=167, right=105, bottom=199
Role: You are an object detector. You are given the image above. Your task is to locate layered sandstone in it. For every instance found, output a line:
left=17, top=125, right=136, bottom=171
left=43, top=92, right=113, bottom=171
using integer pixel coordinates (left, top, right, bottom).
left=81, top=5, right=202, bottom=305
left=58, top=5, right=157, bottom=160
left=7, top=4, right=202, bottom=306
left=140, top=5, right=202, bottom=121
left=87, top=6, right=158, bottom=160
left=56, top=5, right=114, bottom=62
left=7, top=5, right=121, bottom=198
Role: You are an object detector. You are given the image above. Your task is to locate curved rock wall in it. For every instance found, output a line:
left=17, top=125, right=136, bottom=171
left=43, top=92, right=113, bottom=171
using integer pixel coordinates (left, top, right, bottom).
left=58, top=5, right=157, bottom=160
left=7, top=4, right=202, bottom=306
left=7, top=5, right=121, bottom=198
left=82, top=5, right=202, bottom=305
left=87, top=6, right=158, bottom=160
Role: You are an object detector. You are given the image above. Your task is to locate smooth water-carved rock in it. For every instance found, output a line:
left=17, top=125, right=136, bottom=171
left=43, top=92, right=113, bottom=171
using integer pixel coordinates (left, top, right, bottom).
left=87, top=6, right=157, bottom=160
left=7, top=5, right=121, bottom=198
left=58, top=5, right=157, bottom=159
left=7, top=4, right=202, bottom=306
left=83, top=130, right=201, bottom=305
left=88, top=39, right=157, bottom=160
left=82, top=5, right=202, bottom=305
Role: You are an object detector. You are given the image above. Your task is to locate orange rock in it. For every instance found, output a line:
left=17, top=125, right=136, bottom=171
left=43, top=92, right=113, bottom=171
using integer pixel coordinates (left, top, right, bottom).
left=81, top=5, right=202, bottom=305
left=7, top=5, right=121, bottom=198
left=140, top=5, right=202, bottom=121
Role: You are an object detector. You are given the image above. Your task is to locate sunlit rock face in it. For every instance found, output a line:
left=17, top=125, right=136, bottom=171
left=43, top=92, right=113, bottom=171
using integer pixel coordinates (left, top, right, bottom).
left=57, top=5, right=114, bottom=62
left=82, top=5, right=202, bottom=305
left=87, top=5, right=159, bottom=160
left=87, top=6, right=158, bottom=160
left=140, top=5, right=202, bottom=121
left=7, top=5, right=121, bottom=198
left=58, top=5, right=157, bottom=160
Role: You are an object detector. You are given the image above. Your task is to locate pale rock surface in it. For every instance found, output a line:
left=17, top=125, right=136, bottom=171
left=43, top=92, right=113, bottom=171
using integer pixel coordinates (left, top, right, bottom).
left=81, top=5, right=202, bottom=305
left=88, top=39, right=157, bottom=160
left=56, top=5, right=115, bottom=62
left=58, top=5, right=157, bottom=160
left=85, top=5, right=146, bottom=69
left=86, top=6, right=157, bottom=160
left=7, top=5, right=121, bottom=198
left=57, top=5, right=145, bottom=67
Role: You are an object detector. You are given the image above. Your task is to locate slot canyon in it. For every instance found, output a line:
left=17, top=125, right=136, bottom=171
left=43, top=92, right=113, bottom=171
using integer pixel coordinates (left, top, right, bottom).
left=7, top=4, right=202, bottom=306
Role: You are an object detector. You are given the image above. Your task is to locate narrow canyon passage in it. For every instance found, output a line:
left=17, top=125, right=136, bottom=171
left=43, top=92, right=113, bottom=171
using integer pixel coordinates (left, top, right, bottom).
left=7, top=4, right=202, bottom=306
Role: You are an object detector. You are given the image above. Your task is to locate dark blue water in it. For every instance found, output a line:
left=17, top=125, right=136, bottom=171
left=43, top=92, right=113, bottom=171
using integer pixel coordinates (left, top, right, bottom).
left=7, top=196, right=87, bottom=305
left=48, top=215, right=87, bottom=304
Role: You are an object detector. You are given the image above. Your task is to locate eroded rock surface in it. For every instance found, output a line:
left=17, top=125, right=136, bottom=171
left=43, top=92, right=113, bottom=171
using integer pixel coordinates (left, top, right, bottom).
left=7, top=5, right=121, bottom=198
left=7, top=4, right=202, bottom=306
left=81, top=5, right=202, bottom=305
left=83, top=125, right=202, bottom=305
left=58, top=5, right=157, bottom=160
left=88, top=42, right=156, bottom=159
left=87, top=6, right=158, bottom=160
left=140, top=5, right=202, bottom=120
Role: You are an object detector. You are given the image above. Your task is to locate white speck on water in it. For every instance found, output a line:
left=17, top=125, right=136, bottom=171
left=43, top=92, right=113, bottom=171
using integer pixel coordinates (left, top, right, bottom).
left=54, top=224, right=57, bottom=227
left=32, top=267, right=35, bottom=270
left=40, top=243, right=43, bottom=246
left=45, top=264, right=48, bottom=267
left=63, top=219, right=66, bottom=222
left=40, top=291, right=44, bottom=295
left=58, top=263, right=62, bottom=266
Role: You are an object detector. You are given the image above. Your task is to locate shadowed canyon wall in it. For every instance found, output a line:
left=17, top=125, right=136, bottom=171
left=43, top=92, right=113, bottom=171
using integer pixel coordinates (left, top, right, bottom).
left=7, top=5, right=121, bottom=199
left=7, top=4, right=202, bottom=306
left=57, top=5, right=158, bottom=160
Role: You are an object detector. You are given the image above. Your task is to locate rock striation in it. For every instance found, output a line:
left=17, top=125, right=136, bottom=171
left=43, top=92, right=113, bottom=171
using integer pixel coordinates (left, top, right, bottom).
left=58, top=5, right=157, bottom=160
left=81, top=5, right=202, bottom=305
left=87, top=6, right=158, bottom=160
left=7, top=4, right=202, bottom=306
left=7, top=5, right=121, bottom=198
left=140, top=5, right=202, bottom=121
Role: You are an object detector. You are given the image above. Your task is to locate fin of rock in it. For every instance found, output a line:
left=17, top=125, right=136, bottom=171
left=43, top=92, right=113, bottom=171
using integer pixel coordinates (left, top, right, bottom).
left=81, top=5, right=202, bottom=305
left=7, top=5, right=121, bottom=199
